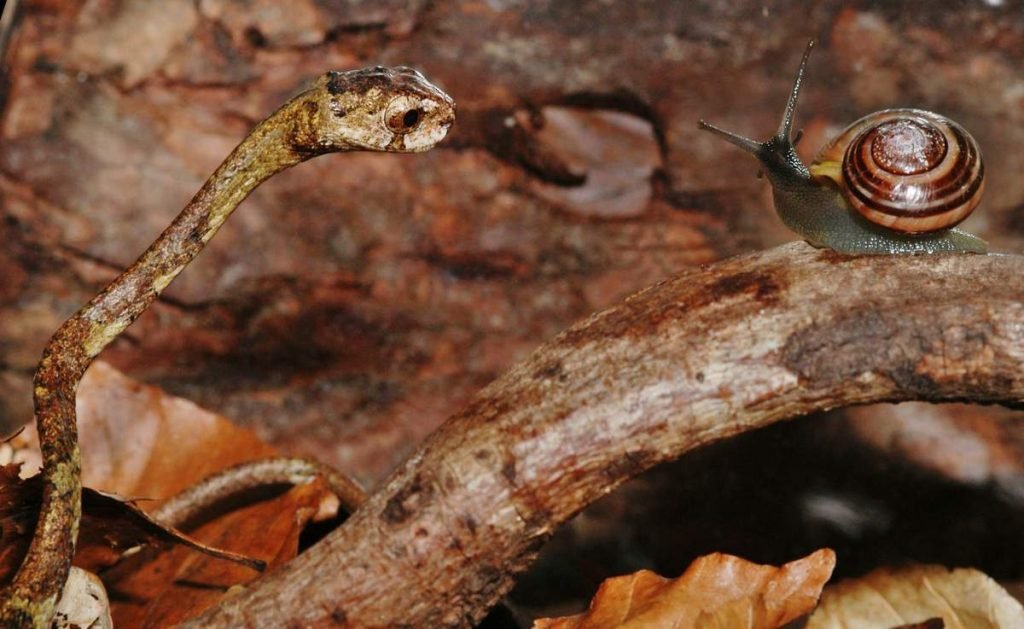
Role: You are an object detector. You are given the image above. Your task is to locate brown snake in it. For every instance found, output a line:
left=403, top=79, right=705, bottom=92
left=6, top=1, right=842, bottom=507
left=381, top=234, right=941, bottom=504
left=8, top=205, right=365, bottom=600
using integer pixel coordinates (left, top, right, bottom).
left=2, top=67, right=455, bottom=626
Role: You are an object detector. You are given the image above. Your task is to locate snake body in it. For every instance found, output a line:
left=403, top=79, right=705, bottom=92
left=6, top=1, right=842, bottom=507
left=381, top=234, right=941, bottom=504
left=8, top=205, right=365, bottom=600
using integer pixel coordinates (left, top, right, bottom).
left=3, top=67, right=455, bottom=626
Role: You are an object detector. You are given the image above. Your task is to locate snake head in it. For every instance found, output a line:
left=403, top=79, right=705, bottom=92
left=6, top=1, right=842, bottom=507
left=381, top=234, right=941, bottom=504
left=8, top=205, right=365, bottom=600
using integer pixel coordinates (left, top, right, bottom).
left=300, top=66, right=456, bottom=153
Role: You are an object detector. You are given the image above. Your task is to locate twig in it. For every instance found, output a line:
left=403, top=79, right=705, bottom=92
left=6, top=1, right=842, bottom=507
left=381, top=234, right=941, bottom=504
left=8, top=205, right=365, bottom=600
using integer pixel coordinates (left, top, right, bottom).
left=181, top=242, right=1024, bottom=626
left=0, top=0, right=20, bottom=67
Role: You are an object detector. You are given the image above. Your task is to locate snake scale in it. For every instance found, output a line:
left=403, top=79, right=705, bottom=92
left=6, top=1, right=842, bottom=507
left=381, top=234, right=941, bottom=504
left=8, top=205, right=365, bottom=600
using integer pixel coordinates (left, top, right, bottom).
left=2, top=67, right=456, bottom=626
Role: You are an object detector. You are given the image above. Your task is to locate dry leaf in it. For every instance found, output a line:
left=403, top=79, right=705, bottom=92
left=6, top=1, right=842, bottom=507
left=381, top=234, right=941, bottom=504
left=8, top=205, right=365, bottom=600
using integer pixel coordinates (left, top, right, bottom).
left=891, top=620, right=944, bottom=629
left=0, top=466, right=261, bottom=582
left=52, top=567, right=113, bottom=629
left=844, top=403, right=1024, bottom=487
left=10, top=361, right=339, bottom=625
left=16, top=361, right=277, bottom=498
left=807, top=564, right=1024, bottom=628
left=0, top=463, right=38, bottom=579
left=77, top=488, right=264, bottom=572
left=527, top=106, right=661, bottom=218
left=106, top=478, right=332, bottom=626
left=534, top=548, right=836, bottom=629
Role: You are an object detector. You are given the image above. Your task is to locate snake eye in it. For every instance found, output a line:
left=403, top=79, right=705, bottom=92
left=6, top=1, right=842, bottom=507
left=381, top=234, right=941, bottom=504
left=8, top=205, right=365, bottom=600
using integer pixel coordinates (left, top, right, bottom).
left=385, top=93, right=423, bottom=133
left=387, top=108, right=421, bottom=132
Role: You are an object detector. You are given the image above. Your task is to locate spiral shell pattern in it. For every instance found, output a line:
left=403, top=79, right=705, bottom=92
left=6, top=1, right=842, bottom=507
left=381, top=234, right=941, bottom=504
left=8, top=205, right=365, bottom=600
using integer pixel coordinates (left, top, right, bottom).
left=824, top=109, right=984, bottom=234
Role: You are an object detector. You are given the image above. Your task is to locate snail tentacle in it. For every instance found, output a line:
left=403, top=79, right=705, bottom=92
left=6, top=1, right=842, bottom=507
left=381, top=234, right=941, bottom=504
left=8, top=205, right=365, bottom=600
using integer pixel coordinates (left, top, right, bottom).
left=776, top=39, right=813, bottom=142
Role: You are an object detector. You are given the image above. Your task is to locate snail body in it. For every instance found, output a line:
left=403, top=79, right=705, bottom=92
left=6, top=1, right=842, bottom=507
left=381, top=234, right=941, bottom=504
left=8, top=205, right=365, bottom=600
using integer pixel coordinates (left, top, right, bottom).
left=699, top=42, right=987, bottom=255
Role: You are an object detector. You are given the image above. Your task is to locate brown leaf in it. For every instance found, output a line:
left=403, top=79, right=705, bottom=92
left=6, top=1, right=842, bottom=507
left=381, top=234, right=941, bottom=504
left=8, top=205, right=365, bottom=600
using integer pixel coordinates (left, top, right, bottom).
left=534, top=548, right=836, bottom=629
left=524, top=106, right=661, bottom=218
left=77, top=489, right=264, bottom=573
left=13, top=362, right=338, bottom=624
left=0, top=463, right=38, bottom=579
left=891, top=620, right=944, bottom=629
left=17, top=361, right=277, bottom=499
left=0, top=466, right=261, bottom=581
left=106, top=478, right=331, bottom=626
left=807, top=565, right=1024, bottom=628
left=844, top=403, right=1024, bottom=487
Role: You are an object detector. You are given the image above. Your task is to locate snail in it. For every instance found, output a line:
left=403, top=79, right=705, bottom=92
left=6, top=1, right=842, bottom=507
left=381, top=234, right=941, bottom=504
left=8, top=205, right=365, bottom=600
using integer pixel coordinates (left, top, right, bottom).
left=698, top=41, right=987, bottom=255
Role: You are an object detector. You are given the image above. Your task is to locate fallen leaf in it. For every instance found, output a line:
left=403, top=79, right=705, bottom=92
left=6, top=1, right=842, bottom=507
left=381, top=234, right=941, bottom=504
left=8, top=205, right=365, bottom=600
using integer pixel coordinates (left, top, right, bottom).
left=807, top=564, right=1024, bottom=628
left=844, top=403, right=1024, bottom=488
left=52, top=567, right=112, bottom=629
left=105, top=477, right=331, bottom=626
left=0, top=463, right=37, bottom=579
left=0, top=467, right=262, bottom=582
left=534, top=548, right=836, bottom=629
left=77, top=488, right=265, bottom=573
left=16, top=361, right=277, bottom=498
left=527, top=106, right=661, bottom=218
left=9, top=361, right=340, bottom=624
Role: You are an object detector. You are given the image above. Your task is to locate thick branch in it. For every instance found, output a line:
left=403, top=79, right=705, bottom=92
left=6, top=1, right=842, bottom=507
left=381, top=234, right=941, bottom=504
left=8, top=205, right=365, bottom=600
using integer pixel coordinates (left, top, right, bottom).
left=188, top=242, right=1024, bottom=627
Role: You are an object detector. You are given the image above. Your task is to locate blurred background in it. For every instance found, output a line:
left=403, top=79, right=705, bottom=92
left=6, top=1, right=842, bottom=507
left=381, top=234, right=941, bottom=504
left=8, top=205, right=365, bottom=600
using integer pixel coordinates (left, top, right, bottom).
left=1, top=0, right=1022, bottom=619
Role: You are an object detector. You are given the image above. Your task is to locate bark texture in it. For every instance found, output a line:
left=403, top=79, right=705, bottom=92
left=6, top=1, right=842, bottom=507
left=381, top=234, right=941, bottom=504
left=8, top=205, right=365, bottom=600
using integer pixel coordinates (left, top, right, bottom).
left=184, top=243, right=1024, bottom=626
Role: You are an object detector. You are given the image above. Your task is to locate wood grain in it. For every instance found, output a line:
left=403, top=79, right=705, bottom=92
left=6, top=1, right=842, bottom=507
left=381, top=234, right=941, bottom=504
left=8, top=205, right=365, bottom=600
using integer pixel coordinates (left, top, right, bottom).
left=186, top=243, right=1024, bottom=626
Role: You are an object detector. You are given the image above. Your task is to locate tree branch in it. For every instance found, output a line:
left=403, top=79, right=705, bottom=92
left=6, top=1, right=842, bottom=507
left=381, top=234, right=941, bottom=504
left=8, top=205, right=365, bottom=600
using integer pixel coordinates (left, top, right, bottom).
left=186, top=242, right=1024, bottom=627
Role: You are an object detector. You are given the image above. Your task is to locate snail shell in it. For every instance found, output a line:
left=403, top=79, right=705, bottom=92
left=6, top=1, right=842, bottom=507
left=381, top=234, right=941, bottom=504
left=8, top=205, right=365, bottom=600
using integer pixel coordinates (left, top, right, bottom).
left=698, top=39, right=987, bottom=254
left=809, top=109, right=985, bottom=234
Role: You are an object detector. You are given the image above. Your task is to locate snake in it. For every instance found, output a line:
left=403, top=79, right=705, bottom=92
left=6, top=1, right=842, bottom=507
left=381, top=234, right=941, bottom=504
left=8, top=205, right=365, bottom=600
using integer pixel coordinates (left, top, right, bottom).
left=2, top=66, right=456, bottom=626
